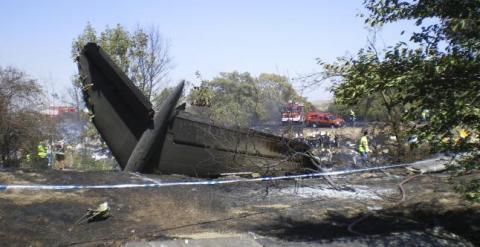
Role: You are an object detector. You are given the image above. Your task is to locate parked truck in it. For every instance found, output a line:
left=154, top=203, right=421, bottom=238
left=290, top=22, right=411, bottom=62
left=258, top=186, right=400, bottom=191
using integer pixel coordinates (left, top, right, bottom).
left=281, top=102, right=345, bottom=128
left=281, top=102, right=305, bottom=124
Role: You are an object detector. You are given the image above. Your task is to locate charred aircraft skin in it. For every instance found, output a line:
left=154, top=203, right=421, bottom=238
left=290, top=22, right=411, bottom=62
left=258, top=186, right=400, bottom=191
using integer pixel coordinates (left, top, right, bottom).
left=77, top=43, right=312, bottom=177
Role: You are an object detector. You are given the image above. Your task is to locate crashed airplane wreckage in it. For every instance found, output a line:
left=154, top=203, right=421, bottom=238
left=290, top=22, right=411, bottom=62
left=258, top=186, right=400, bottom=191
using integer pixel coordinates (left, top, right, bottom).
left=76, top=43, right=314, bottom=177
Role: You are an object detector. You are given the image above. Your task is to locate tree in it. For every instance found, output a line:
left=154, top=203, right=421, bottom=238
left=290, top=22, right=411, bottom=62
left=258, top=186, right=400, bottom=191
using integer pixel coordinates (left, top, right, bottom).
left=70, top=23, right=173, bottom=170
left=130, top=26, right=172, bottom=101
left=207, top=71, right=260, bottom=126
left=328, top=94, right=390, bottom=122
left=321, top=46, right=412, bottom=158
left=72, top=23, right=172, bottom=102
left=0, top=66, right=50, bottom=166
left=319, top=0, right=480, bottom=200
left=152, top=86, right=186, bottom=111
left=362, top=0, right=480, bottom=154
left=98, top=24, right=131, bottom=74
left=187, top=71, right=310, bottom=127
left=325, top=28, right=394, bottom=123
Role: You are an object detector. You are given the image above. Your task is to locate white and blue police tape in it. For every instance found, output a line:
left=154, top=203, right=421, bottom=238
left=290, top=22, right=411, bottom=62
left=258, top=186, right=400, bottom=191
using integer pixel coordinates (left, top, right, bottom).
left=0, top=163, right=410, bottom=191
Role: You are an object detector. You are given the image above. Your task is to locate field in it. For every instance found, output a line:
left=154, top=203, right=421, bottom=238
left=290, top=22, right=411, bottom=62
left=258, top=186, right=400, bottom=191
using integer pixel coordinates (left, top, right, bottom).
left=0, top=166, right=479, bottom=246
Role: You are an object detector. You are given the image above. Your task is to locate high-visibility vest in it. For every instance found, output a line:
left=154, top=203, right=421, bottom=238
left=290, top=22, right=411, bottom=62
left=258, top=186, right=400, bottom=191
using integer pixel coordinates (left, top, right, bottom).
left=37, top=145, right=47, bottom=158
left=358, top=136, right=369, bottom=153
left=459, top=129, right=468, bottom=139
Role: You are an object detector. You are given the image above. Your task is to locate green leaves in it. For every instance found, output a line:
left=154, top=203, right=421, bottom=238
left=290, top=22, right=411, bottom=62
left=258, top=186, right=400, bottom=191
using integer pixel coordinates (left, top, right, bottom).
left=72, top=24, right=171, bottom=102
left=187, top=72, right=308, bottom=127
left=327, top=0, right=480, bottom=188
left=0, top=67, right=49, bottom=165
left=323, top=1, right=480, bottom=172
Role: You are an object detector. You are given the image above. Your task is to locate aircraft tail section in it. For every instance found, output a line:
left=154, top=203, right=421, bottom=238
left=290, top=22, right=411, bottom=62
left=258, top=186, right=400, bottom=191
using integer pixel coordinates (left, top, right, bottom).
left=77, top=43, right=154, bottom=169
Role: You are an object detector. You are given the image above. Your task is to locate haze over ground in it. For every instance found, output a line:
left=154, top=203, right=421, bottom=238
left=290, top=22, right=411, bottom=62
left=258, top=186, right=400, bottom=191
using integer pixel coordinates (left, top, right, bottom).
left=0, top=0, right=417, bottom=101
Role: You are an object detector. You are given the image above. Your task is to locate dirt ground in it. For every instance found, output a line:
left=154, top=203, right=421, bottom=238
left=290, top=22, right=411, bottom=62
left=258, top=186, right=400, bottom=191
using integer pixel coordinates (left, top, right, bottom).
left=0, top=166, right=479, bottom=246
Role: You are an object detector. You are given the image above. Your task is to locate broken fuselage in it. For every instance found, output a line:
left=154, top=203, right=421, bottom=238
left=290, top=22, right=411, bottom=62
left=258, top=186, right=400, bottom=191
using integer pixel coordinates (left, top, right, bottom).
left=77, top=43, right=312, bottom=177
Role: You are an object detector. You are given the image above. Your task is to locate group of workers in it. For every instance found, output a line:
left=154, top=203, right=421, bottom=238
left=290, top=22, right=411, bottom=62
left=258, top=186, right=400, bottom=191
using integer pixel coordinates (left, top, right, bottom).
left=350, top=107, right=477, bottom=167
left=305, top=131, right=339, bottom=149
left=34, top=141, right=66, bottom=169
left=356, top=127, right=475, bottom=167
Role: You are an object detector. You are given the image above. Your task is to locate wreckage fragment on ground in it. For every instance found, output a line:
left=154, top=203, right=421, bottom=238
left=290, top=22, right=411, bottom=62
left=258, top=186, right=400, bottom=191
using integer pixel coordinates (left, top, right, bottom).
left=76, top=43, right=313, bottom=177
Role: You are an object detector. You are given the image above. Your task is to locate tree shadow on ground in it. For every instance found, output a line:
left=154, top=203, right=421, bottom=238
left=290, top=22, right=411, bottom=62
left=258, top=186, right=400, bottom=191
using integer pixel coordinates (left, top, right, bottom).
left=251, top=202, right=480, bottom=246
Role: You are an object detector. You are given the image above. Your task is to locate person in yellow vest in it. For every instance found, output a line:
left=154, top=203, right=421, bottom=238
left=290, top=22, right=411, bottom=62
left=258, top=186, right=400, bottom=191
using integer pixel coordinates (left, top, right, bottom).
left=349, top=109, right=356, bottom=127
left=456, top=128, right=469, bottom=147
left=459, top=128, right=469, bottom=141
left=37, top=143, right=47, bottom=159
left=358, top=130, right=369, bottom=166
left=37, top=142, right=48, bottom=168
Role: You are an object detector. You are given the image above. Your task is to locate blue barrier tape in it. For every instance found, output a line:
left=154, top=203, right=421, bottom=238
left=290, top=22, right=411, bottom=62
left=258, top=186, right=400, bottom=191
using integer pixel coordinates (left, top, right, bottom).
left=0, top=163, right=411, bottom=191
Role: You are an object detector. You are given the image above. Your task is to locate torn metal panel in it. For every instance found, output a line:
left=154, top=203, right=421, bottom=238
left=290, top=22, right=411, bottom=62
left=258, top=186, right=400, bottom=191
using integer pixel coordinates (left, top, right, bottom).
left=158, top=112, right=310, bottom=176
left=406, top=156, right=451, bottom=174
left=77, top=43, right=312, bottom=177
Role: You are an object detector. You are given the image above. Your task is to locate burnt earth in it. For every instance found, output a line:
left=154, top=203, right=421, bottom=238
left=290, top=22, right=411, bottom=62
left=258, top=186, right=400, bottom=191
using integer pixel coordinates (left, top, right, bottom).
left=0, top=168, right=479, bottom=246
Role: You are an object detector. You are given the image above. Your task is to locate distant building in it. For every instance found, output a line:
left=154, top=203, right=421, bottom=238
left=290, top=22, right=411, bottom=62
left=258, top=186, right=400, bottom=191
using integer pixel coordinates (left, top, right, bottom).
left=40, top=106, right=76, bottom=117
left=40, top=105, right=86, bottom=144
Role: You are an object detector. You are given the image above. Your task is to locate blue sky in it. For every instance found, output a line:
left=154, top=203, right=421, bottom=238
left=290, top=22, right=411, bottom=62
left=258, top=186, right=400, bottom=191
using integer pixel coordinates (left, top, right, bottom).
left=0, top=0, right=415, bottom=101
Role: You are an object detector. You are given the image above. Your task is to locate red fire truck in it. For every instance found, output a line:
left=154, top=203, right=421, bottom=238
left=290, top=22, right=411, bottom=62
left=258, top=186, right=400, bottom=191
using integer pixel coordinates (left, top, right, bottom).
left=281, top=102, right=305, bottom=125
left=281, top=102, right=345, bottom=127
